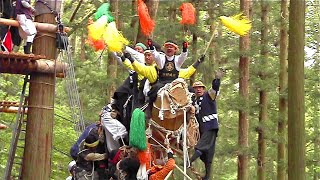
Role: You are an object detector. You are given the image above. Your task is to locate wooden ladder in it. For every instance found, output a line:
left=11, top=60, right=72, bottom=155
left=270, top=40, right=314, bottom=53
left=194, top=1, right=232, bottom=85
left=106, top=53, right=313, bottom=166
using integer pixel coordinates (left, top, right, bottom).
left=4, top=75, right=29, bottom=180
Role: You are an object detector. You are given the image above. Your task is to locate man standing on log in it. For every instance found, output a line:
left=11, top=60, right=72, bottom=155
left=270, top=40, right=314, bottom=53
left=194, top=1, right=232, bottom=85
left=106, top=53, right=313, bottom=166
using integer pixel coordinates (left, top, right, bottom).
left=188, top=68, right=225, bottom=180
left=16, top=0, right=36, bottom=54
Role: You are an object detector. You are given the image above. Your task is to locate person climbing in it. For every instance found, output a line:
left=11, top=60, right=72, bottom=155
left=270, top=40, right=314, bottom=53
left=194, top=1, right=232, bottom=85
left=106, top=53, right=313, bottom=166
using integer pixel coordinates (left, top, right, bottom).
left=70, top=122, right=102, bottom=160
left=16, top=0, right=36, bottom=54
left=188, top=68, right=225, bottom=180
left=76, top=129, right=108, bottom=180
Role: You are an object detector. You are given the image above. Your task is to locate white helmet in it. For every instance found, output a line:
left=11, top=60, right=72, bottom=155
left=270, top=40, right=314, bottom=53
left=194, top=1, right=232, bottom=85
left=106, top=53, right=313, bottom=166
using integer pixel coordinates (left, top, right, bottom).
left=68, top=160, right=76, bottom=172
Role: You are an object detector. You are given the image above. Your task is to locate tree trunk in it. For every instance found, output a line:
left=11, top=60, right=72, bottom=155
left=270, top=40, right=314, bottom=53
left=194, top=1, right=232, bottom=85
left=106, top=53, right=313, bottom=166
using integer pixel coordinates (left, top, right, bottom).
left=238, top=0, right=251, bottom=180
left=130, top=0, right=138, bottom=43
left=257, top=1, right=269, bottom=180
left=313, top=2, right=320, bottom=179
left=136, top=0, right=159, bottom=43
left=108, top=0, right=119, bottom=100
left=277, top=0, right=288, bottom=179
left=21, top=0, right=60, bottom=179
left=80, top=30, right=86, bottom=61
left=205, top=0, right=216, bottom=84
left=288, top=0, right=305, bottom=180
left=189, top=1, right=200, bottom=86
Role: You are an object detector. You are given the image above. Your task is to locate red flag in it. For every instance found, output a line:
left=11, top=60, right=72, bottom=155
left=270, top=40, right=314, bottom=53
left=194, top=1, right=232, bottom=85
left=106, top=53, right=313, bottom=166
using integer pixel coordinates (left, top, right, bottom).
left=138, top=0, right=155, bottom=36
left=2, top=30, right=13, bottom=52
left=180, top=3, right=196, bottom=25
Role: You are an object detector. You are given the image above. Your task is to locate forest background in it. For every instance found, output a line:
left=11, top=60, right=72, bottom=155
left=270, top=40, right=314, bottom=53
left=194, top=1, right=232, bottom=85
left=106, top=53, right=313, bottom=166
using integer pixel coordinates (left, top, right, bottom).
left=0, top=0, right=319, bottom=179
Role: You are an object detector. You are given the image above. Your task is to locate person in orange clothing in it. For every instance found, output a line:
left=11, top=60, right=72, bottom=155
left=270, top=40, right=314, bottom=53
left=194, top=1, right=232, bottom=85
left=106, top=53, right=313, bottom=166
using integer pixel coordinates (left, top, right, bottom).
left=148, top=148, right=175, bottom=180
left=116, top=147, right=175, bottom=180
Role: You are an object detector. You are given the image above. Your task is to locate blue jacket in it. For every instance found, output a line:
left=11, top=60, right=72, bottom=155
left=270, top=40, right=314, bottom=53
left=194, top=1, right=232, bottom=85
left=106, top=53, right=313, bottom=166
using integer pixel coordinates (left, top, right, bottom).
left=70, top=123, right=98, bottom=160
left=194, top=78, right=220, bottom=132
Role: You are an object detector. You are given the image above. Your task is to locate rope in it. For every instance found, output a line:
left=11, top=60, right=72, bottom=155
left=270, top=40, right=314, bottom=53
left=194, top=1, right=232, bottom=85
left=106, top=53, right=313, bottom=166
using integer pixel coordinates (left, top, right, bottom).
left=153, top=79, right=193, bottom=112
left=186, top=116, right=200, bottom=147
left=149, top=136, right=193, bottom=180
left=149, top=115, right=199, bottom=148
left=149, top=119, right=183, bottom=140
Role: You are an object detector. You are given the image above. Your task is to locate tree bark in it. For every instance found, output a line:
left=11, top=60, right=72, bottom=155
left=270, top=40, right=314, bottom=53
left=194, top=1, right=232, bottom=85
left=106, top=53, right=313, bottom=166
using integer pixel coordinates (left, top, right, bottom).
left=277, top=0, right=288, bottom=179
left=313, top=2, right=320, bottom=180
left=257, top=1, right=269, bottom=180
left=80, top=31, right=86, bottom=61
left=288, top=0, right=306, bottom=180
left=238, top=0, right=251, bottom=180
left=107, top=0, right=119, bottom=100
left=136, top=0, right=159, bottom=43
left=21, top=1, right=60, bottom=178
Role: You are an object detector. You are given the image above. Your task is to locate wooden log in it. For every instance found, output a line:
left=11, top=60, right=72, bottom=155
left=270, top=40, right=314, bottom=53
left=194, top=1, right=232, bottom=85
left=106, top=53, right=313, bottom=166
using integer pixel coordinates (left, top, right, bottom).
left=0, top=18, right=70, bottom=33
left=0, top=59, right=67, bottom=75
left=21, top=0, right=59, bottom=178
left=0, top=106, right=28, bottom=114
left=0, top=101, right=19, bottom=107
left=35, top=59, right=67, bottom=74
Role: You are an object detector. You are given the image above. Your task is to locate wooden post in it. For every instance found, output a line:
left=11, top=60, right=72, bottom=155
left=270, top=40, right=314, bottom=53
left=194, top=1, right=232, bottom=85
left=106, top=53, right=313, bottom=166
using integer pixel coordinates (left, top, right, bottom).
left=21, top=0, right=61, bottom=179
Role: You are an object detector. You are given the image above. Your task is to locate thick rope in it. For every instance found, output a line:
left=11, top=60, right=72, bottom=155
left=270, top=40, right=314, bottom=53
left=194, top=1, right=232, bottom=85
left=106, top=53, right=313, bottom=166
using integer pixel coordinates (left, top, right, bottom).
left=186, top=116, right=200, bottom=147
left=149, top=119, right=183, bottom=140
left=149, top=136, right=193, bottom=180
left=149, top=115, right=199, bottom=148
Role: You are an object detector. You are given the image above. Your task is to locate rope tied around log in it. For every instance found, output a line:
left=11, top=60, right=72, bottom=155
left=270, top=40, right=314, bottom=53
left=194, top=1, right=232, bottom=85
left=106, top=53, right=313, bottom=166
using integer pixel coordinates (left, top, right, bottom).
left=149, top=116, right=199, bottom=148
left=155, top=78, right=193, bottom=120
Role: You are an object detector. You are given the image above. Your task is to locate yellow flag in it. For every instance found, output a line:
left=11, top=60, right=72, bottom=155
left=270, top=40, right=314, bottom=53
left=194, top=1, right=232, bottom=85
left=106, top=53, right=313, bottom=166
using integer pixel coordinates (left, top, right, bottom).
left=88, top=15, right=108, bottom=40
left=103, top=22, right=129, bottom=52
left=219, top=13, right=252, bottom=36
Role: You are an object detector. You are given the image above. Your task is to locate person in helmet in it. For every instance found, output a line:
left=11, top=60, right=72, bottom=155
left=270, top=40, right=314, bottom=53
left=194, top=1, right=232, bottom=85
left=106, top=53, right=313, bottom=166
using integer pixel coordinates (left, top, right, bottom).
left=66, top=160, right=77, bottom=180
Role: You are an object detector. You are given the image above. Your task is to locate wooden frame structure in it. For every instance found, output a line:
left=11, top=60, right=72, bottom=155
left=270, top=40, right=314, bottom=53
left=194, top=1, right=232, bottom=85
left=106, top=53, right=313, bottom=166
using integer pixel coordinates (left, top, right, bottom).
left=0, top=0, right=65, bottom=179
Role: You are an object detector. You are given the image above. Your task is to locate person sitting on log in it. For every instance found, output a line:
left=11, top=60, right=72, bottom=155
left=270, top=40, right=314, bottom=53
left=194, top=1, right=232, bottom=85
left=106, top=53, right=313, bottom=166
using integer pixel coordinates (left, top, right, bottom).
left=16, top=0, right=36, bottom=54
left=122, top=51, right=205, bottom=118
left=145, top=39, right=189, bottom=103
left=188, top=68, right=225, bottom=180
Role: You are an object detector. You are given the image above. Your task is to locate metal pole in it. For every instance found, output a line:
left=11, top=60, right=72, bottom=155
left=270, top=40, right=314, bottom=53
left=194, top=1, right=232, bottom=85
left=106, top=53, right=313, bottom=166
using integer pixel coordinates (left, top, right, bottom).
left=183, top=109, right=187, bottom=180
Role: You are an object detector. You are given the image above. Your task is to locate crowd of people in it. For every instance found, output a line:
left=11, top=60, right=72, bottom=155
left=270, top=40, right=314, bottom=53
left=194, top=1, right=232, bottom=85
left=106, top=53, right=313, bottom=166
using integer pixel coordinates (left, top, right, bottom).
left=68, top=39, right=225, bottom=180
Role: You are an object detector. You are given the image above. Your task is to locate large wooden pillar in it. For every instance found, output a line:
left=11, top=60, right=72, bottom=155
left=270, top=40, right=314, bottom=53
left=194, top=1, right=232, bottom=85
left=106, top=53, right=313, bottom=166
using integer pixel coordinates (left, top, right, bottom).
left=21, top=0, right=61, bottom=179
